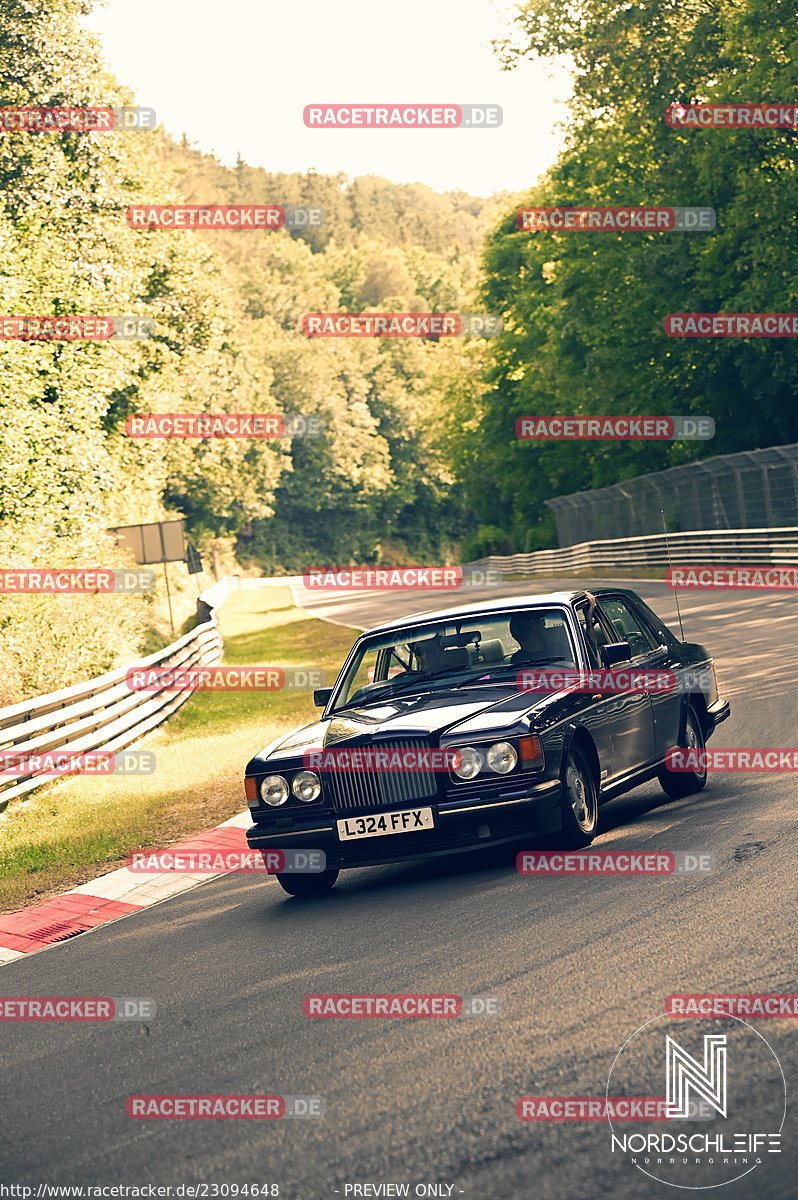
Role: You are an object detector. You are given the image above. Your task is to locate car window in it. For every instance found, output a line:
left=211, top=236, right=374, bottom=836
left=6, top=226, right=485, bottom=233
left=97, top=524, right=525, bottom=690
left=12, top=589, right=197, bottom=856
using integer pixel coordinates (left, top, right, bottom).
left=345, top=645, right=380, bottom=695
left=575, top=603, right=617, bottom=662
left=377, top=644, right=414, bottom=681
left=575, top=605, right=601, bottom=667
left=630, top=596, right=675, bottom=646
left=599, top=596, right=657, bottom=657
left=331, top=608, right=576, bottom=709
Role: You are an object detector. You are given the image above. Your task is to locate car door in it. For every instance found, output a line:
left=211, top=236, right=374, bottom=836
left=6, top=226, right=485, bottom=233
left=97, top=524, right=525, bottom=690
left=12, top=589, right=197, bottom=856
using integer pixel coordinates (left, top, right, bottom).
left=572, top=601, right=616, bottom=784
left=578, top=598, right=655, bottom=779
left=598, top=594, right=677, bottom=764
left=626, top=594, right=685, bottom=756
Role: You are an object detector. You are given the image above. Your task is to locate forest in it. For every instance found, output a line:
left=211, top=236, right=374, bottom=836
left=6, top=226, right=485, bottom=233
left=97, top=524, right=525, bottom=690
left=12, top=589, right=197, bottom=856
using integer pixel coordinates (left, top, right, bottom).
left=0, top=0, right=795, bottom=699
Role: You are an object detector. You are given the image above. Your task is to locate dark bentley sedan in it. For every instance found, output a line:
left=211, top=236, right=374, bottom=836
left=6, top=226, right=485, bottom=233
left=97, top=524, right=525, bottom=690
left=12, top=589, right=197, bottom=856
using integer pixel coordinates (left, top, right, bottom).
left=244, top=588, right=730, bottom=895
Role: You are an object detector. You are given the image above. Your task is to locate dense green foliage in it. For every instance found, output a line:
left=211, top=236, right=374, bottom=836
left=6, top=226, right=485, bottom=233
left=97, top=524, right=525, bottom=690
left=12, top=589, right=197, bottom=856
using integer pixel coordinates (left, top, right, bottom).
left=0, top=0, right=793, bottom=699
left=161, top=141, right=507, bottom=569
left=0, top=0, right=501, bottom=697
left=468, top=0, right=798, bottom=546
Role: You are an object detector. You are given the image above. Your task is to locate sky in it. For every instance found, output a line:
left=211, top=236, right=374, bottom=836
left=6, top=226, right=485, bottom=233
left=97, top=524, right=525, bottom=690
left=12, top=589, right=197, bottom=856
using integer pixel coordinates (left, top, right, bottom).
left=81, top=0, right=573, bottom=197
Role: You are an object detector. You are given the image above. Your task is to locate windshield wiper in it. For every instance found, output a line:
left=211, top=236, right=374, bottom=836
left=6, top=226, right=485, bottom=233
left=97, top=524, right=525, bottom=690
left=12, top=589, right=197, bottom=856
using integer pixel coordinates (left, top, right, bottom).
left=334, top=676, right=435, bottom=710
left=463, top=657, right=575, bottom=684
left=336, top=664, right=483, bottom=710
left=335, top=657, right=576, bottom=711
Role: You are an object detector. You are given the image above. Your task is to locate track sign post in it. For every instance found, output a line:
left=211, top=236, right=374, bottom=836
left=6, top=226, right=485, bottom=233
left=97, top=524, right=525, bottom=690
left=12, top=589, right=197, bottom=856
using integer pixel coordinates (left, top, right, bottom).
left=109, top=519, right=186, bottom=633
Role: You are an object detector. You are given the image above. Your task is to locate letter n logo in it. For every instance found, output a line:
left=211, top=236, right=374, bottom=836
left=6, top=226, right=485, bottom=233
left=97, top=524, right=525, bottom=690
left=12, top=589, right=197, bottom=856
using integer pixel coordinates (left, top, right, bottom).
left=666, top=1034, right=727, bottom=1118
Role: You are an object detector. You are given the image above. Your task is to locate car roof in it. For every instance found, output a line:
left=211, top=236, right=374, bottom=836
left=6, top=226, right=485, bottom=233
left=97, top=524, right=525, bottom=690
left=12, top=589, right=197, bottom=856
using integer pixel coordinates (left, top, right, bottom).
left=365, top=587, right=635, bottom=636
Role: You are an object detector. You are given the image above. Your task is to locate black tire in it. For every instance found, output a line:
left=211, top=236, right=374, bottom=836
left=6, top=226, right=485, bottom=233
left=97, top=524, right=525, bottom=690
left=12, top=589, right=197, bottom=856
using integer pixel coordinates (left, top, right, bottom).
left=558, top=745, right=598, bottom=848
left=658, top=703, right=707, bottom=799
left=274, top=868, right=339, bottom=897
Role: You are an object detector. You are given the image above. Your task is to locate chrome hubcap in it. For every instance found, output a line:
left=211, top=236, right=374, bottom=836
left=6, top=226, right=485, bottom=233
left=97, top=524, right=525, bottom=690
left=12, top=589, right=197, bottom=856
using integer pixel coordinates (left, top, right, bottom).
left=566, top=761, right=591, bottom=827
left=686, top=716, right=706, bottom=776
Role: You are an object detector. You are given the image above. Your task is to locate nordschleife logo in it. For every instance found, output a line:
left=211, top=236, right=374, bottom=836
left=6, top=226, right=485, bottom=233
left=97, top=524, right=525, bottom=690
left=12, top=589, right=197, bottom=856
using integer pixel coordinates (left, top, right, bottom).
left=666, top=1033, right=727, bottom=1119
left=606, top=1013, right=786, bottom=1189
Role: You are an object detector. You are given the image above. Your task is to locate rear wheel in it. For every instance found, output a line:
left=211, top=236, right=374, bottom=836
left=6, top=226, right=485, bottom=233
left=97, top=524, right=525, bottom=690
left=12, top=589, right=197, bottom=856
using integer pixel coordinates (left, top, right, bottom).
left=558, top=746, right=598, bottom=848
left=275, top=869, right=339, bottom=897
left=658, top=703, right=707, bottom=799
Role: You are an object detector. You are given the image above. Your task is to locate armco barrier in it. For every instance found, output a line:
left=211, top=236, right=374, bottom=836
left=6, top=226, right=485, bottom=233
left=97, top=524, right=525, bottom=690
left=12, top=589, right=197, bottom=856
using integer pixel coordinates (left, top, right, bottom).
left=0, top=575, right=302, bottom=813
left=465, top=527, right=798, bottom=575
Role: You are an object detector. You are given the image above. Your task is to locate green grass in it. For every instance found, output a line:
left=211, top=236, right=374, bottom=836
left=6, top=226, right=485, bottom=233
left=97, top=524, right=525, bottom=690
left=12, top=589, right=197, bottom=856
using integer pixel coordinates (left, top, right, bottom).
left=0, top=587, right=356, bottom=912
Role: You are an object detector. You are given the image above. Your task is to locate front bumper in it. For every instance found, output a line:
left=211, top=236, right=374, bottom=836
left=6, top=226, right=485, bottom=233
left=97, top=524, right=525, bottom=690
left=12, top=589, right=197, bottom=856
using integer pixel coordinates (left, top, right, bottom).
left=245, top=781, right=562, bottom=870
left=706, top=697, right=731, bottom=733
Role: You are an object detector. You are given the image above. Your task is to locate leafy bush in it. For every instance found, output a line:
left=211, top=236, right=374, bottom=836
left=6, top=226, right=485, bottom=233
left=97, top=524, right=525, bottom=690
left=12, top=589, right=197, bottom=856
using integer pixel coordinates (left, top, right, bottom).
left=460, top=525, right=515, bottom=561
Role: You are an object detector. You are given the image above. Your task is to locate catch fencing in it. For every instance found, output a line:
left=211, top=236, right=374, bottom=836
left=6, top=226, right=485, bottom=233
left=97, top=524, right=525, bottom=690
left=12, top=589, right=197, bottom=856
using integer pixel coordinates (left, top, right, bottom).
left=546, top=444, right=798, bottom=545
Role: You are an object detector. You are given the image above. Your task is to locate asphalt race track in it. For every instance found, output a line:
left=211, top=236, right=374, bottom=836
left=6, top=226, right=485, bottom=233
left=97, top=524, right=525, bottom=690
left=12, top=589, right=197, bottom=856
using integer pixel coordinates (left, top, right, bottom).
left=1, top=577, right=795, bottom=1198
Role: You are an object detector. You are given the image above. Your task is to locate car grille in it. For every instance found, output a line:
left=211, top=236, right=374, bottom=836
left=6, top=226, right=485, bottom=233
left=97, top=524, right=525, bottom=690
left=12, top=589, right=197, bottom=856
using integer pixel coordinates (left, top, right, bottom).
left=324, top=739, right=438, bottom=811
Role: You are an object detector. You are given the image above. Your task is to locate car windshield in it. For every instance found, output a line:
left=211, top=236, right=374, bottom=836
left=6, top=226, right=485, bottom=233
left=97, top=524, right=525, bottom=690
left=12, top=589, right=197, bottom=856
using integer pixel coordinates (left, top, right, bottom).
left=331, top=608, right=577, bottom=711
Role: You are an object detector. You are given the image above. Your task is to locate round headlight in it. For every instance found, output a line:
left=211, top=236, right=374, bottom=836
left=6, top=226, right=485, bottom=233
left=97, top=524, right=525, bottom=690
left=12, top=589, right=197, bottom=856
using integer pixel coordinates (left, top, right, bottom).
left=486, top=741, right=518, bottom=775
left=260, top=774, right=289, bottom=806
left=451, top=746, right=483, bottom=781
left=292, top=770, right=321, bottom=802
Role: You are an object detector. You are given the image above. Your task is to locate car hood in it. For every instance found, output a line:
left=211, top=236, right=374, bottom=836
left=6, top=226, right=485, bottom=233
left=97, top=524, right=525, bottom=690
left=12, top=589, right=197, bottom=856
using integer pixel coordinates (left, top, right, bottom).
left=248, top=683, right=556, bottom=769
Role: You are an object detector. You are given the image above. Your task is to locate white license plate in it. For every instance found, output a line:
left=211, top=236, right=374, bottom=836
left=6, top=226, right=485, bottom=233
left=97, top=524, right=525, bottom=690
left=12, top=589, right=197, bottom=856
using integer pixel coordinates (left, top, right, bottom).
left=336, top=807, right=435, bottom=841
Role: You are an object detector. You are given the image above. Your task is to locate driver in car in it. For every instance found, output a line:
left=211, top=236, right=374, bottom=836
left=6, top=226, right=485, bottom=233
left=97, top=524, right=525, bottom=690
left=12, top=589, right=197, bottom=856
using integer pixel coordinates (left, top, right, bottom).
left=411, top=637, right=447, bottom=676
left=509, top=613, right=554, bottom=665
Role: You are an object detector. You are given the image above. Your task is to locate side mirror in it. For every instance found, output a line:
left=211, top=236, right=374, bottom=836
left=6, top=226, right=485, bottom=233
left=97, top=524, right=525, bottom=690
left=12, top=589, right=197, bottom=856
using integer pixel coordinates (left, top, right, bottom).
left=601, top=641, right=632, bottom=668
left=313, top=687, right=332, bottom=708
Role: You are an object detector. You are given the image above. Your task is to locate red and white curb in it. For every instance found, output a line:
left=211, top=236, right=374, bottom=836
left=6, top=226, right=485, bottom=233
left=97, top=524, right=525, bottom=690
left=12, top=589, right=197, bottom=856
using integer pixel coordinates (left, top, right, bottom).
left=0, top=811, right=255, bottom=965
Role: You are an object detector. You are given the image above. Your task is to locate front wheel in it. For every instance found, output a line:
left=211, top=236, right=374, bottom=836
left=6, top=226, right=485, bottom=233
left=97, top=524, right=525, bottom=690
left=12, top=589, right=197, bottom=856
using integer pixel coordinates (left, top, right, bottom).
left=275, top=868, right=339, bottom=897
left=658, top=703, right=707, bottom=799
left=558, top=746, right=598, bottom=848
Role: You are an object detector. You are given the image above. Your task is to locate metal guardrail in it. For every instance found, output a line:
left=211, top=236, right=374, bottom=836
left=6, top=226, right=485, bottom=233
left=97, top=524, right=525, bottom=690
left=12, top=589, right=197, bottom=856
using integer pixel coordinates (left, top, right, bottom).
left=0, top=590, right=225, bottom=814
left=467, top=527, right=798, bottom=575
left=0, top=574, right=307, bottom=813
